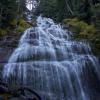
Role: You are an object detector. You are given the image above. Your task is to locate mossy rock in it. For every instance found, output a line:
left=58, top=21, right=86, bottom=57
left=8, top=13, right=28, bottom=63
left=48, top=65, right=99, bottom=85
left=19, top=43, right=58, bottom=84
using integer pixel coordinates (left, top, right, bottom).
left=9, top=19, right=17, bottom=26
left=0, top=29, right=7, bottom=37
left=16, top=19, right=31, bottom=33
left=18, top=19, right=31, bottom=29
left=16, top=26, right=25, bottom=33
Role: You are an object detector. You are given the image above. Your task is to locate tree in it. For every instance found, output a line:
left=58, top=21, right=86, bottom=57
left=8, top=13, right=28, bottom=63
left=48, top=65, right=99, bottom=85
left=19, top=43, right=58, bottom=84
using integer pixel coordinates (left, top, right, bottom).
left=36, top=0, right=86, bottom=22
left=78, top=0, right=92, bottom=24
left=36, top=0, right=69, bottom=21
left=17, top=0, right=27, bottom=14
left=92, top=0, right=100, bottom=5
left=56, top=0, right=68, bottom=21
left=38, top=0, right=57, bottom=19
left=0, top=0, right=18, bottom=28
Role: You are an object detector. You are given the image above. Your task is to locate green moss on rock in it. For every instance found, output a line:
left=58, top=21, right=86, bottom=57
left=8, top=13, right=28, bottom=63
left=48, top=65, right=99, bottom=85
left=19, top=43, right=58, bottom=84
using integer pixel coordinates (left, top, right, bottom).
left=9, top=19, right=17, bottom=26
left=16, top=19, right=31, bottom=33
left=18, top=19, right=31, bottom=28
left=16, top=26, right=25, bottom=33
left=0, top=29, right=7, bottom=37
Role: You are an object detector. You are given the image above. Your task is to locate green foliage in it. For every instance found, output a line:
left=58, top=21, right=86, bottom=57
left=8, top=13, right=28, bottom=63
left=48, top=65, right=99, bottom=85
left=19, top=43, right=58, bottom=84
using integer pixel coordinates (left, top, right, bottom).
left=63, top=18, right=96, bottom=38
left=16, top=26, right=25, bottom=33
left=63, top=18, right=100, bottom=58
left=56, top=0, right=68, bottom=21
left=0, top=0, right=18, bottom=28
left=38, top=0, right=57, bottom=20
left=37, top=0, right=71, bottom=21
left=77, top=0, right=93, bottom=24
left=0, top=19, right=31, bottom=37
left=17, top=0, right=26, bottom=14
left=37, top=0, right=94, bottom=22
left=0, top=29, right=7, bottom=37
left=18, top=19, right=31, bottom=28
left=16, top=19, right=31, bottom=33
left=9, top=19, right=17, bottom=26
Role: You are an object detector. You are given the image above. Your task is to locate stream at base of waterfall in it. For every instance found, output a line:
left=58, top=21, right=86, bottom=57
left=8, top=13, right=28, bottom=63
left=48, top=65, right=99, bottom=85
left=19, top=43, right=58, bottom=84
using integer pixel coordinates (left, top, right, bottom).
left=2, top=16, right=100, bottom=100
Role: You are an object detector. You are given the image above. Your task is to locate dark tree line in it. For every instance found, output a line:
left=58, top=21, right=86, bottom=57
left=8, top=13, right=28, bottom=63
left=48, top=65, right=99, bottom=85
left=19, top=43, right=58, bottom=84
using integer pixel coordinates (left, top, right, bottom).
left=78, top=0, right=100, bottom=24
left=0, top=0, right=27, bottom=28
left=36, top=0, right=100, bottom=22
left=0, top=0, right=99, bottom=28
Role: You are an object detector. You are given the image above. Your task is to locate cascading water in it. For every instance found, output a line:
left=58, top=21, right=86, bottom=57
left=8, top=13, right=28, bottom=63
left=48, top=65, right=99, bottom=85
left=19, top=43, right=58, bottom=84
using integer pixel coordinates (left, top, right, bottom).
left=3, top=16, right=100, bottom=100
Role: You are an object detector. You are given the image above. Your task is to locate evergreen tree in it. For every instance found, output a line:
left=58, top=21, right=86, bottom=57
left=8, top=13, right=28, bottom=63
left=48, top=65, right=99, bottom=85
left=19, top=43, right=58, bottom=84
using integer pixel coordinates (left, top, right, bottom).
left=0, top=0, right=18, bottom=28
left=37, top=0, right=83, bottom=22
left=56, top=0, right=67, bottom=21
left=17, top=0, right=26, bottom=14
left=92, top=0, right=99, bottom=5
left=37, top=0, right=69, bottom=21
left=38, top=0, right=57, bottom=20
left=78, top=0, right=92, bottom=24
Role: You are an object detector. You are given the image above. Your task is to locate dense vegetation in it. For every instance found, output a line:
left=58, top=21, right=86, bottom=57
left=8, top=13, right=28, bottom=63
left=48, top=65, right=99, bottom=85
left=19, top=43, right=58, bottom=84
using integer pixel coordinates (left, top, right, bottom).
left=0, top=0, right=31, bottom=37
left=36, top=0, right=100, bottom=58
left=0, top=0, right=100, bottom=58
left=36, top=0, right=99, bottom=22
left=0, top=0, right=17, bottom=28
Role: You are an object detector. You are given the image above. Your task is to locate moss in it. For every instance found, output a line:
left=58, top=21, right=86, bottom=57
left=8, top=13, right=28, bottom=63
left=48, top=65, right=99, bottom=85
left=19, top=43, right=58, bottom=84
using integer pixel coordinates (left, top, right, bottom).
left=18, top=19, right=31, bottom=29
left=63, top=18, right=96, bottom=39
left=9, top=19, right=17, bottom=26
left=16, top=19, right=31, bottom=33
left=16, top=26, right=25, bottom=33
left=0, top=29, right=7, bottom=37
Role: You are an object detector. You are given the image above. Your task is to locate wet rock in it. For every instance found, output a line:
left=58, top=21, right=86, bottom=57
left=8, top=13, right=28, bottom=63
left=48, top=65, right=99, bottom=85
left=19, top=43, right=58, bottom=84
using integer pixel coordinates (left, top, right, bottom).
left=0, top=48, right=13, bottom=63
left=0, top=81, right=41, bottom=100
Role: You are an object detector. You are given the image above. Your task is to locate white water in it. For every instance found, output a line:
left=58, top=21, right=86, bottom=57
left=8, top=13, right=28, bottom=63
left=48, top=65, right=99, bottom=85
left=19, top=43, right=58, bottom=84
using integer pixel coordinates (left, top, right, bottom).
left=3, top=16, right=100, bottom=100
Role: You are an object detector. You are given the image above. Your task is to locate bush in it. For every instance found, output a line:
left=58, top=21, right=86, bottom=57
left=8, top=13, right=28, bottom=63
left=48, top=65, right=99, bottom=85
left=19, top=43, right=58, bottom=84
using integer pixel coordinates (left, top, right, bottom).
left=63, top=18, right=96, bottom=38
left=0, top=29, right=7, bottom=37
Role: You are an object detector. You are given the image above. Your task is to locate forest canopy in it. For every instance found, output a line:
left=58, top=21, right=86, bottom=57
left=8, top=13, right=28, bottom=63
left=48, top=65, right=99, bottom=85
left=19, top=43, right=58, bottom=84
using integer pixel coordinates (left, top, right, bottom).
left=0, top=0, right=26, bottom=28
left=36, top=0, right=99, bottom=22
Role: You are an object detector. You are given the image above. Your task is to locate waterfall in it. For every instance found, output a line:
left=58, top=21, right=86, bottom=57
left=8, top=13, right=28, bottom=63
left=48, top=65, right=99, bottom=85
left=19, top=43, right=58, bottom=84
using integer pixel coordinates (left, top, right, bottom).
left=3, top=16, right=100, bottom=100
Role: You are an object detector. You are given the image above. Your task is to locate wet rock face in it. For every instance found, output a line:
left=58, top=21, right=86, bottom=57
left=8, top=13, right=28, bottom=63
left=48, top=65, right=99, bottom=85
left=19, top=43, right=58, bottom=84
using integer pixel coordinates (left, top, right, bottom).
left=0, top=33, right=22, bottom=48
left=0, top=31, right=23, bottom=65
left=0, top=48, right=13, bottom=81
left=0, top=81, right=41, bottom=100
left=0, top=32, right=22, bottom=79
left=0, top=48, right=13, bottom=63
